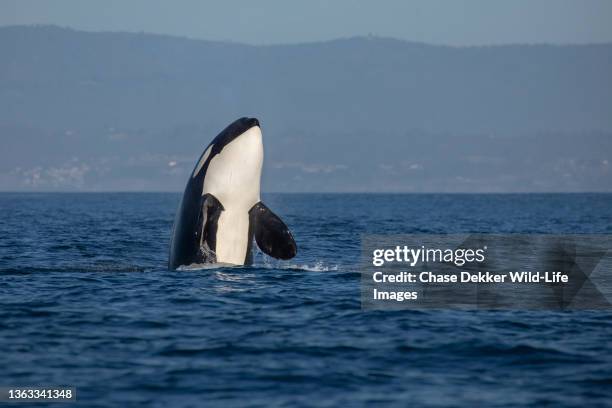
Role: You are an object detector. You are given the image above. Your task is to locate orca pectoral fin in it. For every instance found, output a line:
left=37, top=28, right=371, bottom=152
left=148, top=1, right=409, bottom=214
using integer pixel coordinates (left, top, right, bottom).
left=249, top=202, right=297, bottom=260
left=197, top=193, right=224, bottom=262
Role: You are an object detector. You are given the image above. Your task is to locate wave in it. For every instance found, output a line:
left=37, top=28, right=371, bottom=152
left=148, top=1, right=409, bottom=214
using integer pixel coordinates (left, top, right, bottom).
left=255, top=260, right=340, bottom=272
left=176, top=260, right=340, bottom=273
left=0, top=263, right=148, bottom=274
left=1, top=259, right=342, bottom=274
left=174, top=258, right=341, bottom=273
left=176, top=262, right=237, bottom=271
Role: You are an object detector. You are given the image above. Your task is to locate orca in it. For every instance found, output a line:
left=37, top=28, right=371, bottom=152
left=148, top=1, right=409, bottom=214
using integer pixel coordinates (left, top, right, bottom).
left=168, top=117, right=297, bottom=269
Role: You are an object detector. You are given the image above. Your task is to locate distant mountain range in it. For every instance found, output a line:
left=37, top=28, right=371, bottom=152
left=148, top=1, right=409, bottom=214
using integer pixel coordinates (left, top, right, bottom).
left=1, top=25, right=611, bottom=192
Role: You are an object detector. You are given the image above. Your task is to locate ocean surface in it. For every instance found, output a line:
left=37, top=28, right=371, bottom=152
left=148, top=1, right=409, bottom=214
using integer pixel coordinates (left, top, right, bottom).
left=1, top=193, right=612, bottom=407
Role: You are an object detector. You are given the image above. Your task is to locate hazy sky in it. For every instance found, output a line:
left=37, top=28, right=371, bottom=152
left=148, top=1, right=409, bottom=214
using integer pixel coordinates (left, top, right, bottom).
left=1, top=0, right=612, bottom=45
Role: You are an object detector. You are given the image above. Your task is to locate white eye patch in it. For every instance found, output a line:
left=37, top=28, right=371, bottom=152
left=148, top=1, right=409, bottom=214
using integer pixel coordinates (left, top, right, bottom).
left=192, top=144, right=214, bottom=178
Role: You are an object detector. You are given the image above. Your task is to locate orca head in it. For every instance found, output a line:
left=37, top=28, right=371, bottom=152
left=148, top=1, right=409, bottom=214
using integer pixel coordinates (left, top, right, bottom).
left=192, top=117, right=264, bottom=208
left=210, top=117, right=261, bottom=152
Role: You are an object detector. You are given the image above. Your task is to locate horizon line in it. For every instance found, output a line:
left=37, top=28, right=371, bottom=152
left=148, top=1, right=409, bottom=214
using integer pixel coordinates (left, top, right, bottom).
left=2, top=24, right=612, bottom=49
left=1, top=191, right=611, bottom=195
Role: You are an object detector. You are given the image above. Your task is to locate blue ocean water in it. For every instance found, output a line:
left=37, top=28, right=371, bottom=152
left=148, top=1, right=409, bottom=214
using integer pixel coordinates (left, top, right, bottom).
left=1, top=193, right=612, bottom=407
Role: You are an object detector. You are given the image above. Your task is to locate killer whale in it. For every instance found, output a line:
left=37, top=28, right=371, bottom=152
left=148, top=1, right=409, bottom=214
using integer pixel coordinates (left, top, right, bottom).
left=168, top=117, right=297, bottom=269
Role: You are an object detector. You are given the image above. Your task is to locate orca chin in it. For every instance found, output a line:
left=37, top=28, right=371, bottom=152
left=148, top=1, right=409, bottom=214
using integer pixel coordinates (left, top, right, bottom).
left=168, top=117, right=297, bottom=270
